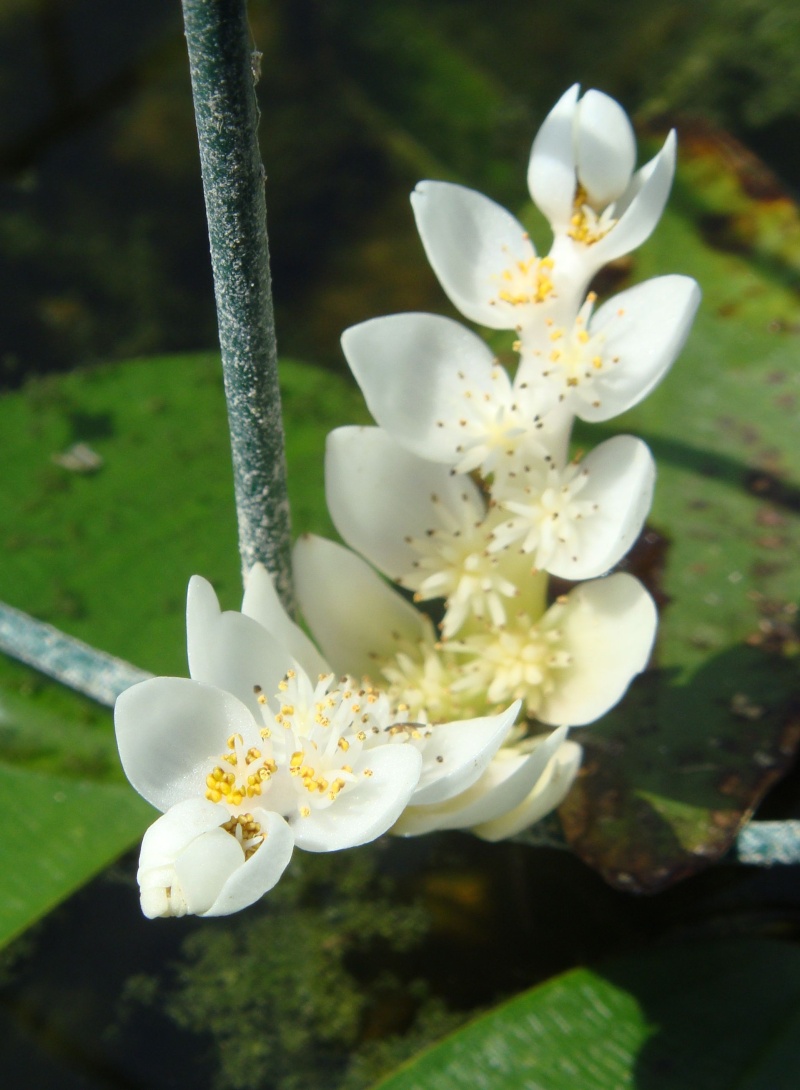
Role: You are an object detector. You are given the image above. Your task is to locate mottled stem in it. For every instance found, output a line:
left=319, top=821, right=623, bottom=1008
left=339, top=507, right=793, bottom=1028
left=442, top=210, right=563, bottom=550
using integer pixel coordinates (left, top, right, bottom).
left=0, top=602, right=151, bottom=706
left=181, top=0, right=294, bottom=610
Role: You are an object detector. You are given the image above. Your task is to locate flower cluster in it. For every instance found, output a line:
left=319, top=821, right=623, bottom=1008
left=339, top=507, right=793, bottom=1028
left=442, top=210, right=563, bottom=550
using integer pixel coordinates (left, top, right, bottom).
left=115, top=86, right=699, bottom=917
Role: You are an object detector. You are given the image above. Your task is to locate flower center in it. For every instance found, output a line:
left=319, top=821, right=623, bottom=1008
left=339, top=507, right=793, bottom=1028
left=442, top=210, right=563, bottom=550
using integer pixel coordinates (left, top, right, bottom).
left=489, top=455, right=599, bottom=570
left=264, top=670, right=382, bottom=817
left=491, top=251, right=555, bottom=307
left=567, top=186, right=617, bottom=245
left=205, top=732, right=277, bottom=808
left=379, top=638, right=470, bottom=723
left=221, top=813, right=264, bottom=859
left=449, top=613, right=573, bottom=716
left=520, top=294, right=623, bottom=411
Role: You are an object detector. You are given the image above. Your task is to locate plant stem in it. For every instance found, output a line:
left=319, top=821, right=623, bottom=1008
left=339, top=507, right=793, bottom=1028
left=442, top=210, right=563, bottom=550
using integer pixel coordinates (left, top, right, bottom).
left=0, top=602, right=151, bottom=706
left=181, top=0, right=294, bottom=611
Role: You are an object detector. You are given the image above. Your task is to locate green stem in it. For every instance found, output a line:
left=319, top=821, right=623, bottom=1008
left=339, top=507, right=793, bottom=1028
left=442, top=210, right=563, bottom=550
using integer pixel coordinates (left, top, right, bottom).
left=181, top=0, right=294, bottom=611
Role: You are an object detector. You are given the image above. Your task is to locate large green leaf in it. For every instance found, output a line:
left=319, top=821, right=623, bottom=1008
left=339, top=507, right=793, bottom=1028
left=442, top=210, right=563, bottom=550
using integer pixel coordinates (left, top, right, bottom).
left=555, top=131, right=800, bottom=890
left=372, top=939, right=800, bottom=1090
left=0, top=354, right=367, bottom=947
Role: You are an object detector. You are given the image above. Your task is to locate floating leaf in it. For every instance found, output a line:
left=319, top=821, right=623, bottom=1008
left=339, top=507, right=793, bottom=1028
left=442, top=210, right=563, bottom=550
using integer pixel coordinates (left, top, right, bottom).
left=0, top=354, right=368, bottom=946
left=557, top=128, right=800, bottom=890
left=373, top=939, right=800, bottom=1090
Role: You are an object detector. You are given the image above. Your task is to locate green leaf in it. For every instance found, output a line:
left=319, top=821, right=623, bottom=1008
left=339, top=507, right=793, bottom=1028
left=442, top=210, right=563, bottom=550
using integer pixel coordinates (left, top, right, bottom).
left=0, top=354, right=367, bottom=946
left=372, top=939, right=800, bottom=1090
left=556, top=132, right=800, bottom=890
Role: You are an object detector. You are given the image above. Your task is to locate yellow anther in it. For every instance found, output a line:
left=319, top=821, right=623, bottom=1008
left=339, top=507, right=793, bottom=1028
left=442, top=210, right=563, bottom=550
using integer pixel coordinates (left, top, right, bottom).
left=300, top=806, right=311, bottom=817
left=357, top=730, right=366, bottom=742
left=363, top=768, right=374, bottom=777
left=227, top=733, right=243, bottom=750
left=592, top=355, right=603, bottom=369
left=281, top=704, right=295, bottom=716
left=290, top=751, right=304, bottom=769
left=260, top=727, right=272, bottom=739
left=206, top=789, right=221, bottom=803
left=578, top=330, right=589, bottom=344
left=246, top=747, right=262, bottom=764
left=549, top=329, right=563, bottom=342
left=338, top=737, right=350, bottom=751
left=342, top=764, right=353, bottom=773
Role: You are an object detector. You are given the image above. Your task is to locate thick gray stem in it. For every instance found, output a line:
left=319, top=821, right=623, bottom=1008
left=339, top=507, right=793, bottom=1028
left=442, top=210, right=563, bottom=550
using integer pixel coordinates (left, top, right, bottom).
left=181, top=0, right=294, bottom=610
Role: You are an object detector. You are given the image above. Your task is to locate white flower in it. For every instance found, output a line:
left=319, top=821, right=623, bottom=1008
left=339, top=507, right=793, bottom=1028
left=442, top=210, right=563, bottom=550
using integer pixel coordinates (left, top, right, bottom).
left=472, top=736, right=583, bottom=841
left=324, top=425, right=535, bottom=637
left=487, top=434, right=656, bottom=580
left=516, top=276, right=701, bottom=422
left=393, top=724, right=577, bottom=836
left=528, top=86, right=676, bottom=280
left=446, top=572, right=657, bottom=724
left=325, top=423, right=654, bottom=598
left=117, top=678, right=295, bottom=918
left=115, top=603, right=424, bottom=917
left=228, top=567, right=525, bottom=815
left=245, top=546, right=580, bottom=837
left=410, top=86, right=677, bottom=334
left=293, top=535, right=655, bottom=726
left=340, top=312, right=552, bottom=476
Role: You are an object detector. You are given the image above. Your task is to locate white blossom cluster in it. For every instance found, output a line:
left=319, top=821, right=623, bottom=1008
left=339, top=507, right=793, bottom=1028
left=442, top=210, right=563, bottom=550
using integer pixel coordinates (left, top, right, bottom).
left=115, top=86, right=699, bottom=918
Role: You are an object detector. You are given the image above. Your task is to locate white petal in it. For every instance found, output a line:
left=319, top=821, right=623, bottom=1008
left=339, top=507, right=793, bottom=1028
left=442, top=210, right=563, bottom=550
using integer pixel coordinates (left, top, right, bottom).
left=326, top=426, right=485, bottom=579
left=577, top=275, right=701, bottom=422
left=473, top=739, right=582, bottom=841
left=394, top=725, right=569, bottom=835
left=293, top=534, right=430, bottom=678
left=411, top=700, right=521, bottom=806
left=575, top=90, right=636, bottom=208
left=175, top=826, right=245, bottom=915
left=538, top=573, right=656, bottom=726
left=203, top=809, right=295, bottom=916
left=187, top=575, right=294, bottom=716
left=242, top=563, right=329, bottom=679
left=138, top=797, right=230, bottom=918
left=292, top=744, right=422, bottom=852
left=592, top=131, right=676, bottom=264
left=116, top=677, right=258, bottom=811
left=547, top=436, right=655, bottom=580
left=341, top=313, right=500, bottom=464
left=139, top=797, right=223, bottom=878
left=185, top=574, right=222, bottom=680
left=527, top=84, right=580, bottom=229
left=411, top=181, right=537, bottom=329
